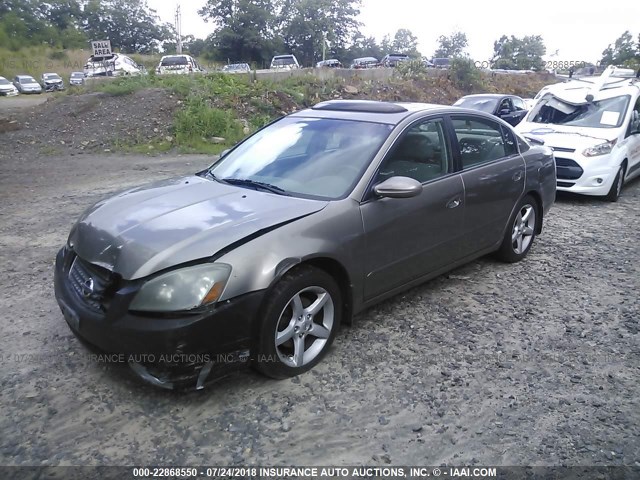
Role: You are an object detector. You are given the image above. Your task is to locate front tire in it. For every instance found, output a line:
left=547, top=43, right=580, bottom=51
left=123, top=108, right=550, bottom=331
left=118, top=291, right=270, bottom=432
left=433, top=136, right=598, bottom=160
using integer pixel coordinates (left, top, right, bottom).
left=255, top=266, right=342, bottom=379
left=604, top=166, right=624, bottom=202
left=497, top=195, right=538, bottom=263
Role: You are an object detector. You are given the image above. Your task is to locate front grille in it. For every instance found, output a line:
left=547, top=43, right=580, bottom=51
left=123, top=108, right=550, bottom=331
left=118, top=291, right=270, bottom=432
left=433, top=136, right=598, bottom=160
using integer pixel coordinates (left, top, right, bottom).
left=68, top=256, right=113, bottom=312
left=555, top=157, right=584, bottom=180
left=550, top=146, right=576, bottom=153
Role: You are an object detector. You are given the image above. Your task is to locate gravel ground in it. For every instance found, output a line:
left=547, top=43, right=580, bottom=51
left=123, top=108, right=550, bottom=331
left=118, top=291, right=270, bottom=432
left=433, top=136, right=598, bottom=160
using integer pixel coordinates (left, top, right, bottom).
left=0, top=148, right=639, bottom=468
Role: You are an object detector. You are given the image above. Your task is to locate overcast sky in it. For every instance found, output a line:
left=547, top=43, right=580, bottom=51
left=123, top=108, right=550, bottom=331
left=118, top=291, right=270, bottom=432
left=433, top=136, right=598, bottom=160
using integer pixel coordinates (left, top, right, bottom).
left=148, top=0, right=639, bottom=62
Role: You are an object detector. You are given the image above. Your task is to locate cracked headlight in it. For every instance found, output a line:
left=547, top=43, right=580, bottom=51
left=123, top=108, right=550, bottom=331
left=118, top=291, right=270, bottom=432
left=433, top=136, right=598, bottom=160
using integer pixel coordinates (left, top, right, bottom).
left=130, top=263, right=232, bottom=312
left=583, top=140, right=616, bottom=157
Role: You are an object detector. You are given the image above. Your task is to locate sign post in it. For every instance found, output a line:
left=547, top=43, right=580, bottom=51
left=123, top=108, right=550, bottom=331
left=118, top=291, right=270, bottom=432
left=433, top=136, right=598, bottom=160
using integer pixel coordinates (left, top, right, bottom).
left=91, top=40, right=112, bottom=76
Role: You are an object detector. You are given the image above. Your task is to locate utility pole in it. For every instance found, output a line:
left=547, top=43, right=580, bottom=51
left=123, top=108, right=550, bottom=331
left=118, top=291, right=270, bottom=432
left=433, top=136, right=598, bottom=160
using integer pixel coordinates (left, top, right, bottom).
left=175, top=4, right=183, bottom=54
left=322, top=32, right=327, bottom=62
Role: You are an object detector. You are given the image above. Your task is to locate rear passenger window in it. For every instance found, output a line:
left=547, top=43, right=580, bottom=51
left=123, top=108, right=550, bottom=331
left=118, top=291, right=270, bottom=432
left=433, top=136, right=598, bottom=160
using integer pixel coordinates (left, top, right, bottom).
left=451, top=116, right=510, bottom=169
left=377, top=118, right=451, bottom=184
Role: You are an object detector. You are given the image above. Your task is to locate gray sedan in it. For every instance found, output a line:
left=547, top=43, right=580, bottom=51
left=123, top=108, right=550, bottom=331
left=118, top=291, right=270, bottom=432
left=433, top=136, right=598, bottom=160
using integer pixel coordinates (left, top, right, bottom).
left=54, top=100, right=556, bottom=389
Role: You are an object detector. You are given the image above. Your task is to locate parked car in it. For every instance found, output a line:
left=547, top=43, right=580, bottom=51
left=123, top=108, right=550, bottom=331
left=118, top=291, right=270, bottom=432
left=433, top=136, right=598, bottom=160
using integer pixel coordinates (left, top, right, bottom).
left=84, top=53, right=145, bottom=77
left=517, top=65, right=640, bottom=201
left=316, top=59, right=343, bottom=68
left=156, top=54, right=205, bottom=75
left=13, top=75, right=42, bottom=94
left=381, top=53, right=409, bottom=67
left=69, top=72, right=85, bottom=86
left=431, top=58, right=451, bottom=69
left=221, top=63, right=251, bottom=74
left=0, top=76, right=19, bottom=96
left=350, top=57, right=379, bottom=69
left=41, top=73, right=65, bottom=92
left=454, top=94, right=529, bottom=126
left=54, top=99, right=555, bottom=389
left=270, top=54, right=300, bottom=70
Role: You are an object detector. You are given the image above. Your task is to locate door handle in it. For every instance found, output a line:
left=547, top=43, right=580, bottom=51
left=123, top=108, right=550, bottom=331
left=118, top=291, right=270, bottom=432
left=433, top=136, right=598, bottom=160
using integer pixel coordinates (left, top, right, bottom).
left=512, top=171, right=523, bottom=182
left=446, top=197, right=462, bottom=209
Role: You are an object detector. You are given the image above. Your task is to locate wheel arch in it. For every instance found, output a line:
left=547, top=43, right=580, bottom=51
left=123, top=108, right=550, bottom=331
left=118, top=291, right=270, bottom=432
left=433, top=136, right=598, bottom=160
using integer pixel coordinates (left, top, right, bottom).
left=267, top=256, right=354, bottom=326
left=524, top=190, right=544, bottom=234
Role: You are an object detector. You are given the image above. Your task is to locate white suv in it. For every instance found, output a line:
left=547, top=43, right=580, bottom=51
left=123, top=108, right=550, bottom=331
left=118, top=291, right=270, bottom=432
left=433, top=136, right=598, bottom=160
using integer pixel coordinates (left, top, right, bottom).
left=156, top=55, right=205, bottom=75
left=517, top=66, right=640, bottom=201
left=270, top=54, right=300, bottom=70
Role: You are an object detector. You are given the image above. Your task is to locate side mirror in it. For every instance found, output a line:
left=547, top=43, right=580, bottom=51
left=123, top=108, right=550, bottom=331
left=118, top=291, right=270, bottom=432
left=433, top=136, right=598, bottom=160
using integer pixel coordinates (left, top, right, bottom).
left=373, top=176, right=423, bottom=199
left=499, top=108, right=511, bottom=116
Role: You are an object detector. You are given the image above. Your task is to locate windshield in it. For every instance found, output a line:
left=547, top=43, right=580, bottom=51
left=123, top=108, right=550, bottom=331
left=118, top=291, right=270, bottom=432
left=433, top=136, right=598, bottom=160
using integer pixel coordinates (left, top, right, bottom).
left=272, top=57, right=295, bottom=66
left=161, top=56, right=189, bottom=66
left=210, top=117, right=393, bottom=200
left=454, top=97, right=498, bottom=113
left=20, top=77, right=37, bottom=84
left=530, top=94, right=630, bottom=129
left=71, top=72, right=83, bottom=78
left=44, top=74, right=61, bottom=80
left=0, top=78, right=10, bottom=85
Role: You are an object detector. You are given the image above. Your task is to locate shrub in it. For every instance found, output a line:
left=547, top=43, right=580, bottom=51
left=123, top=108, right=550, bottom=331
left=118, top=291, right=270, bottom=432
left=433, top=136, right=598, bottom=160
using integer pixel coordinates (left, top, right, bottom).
left=449, top=57, right=485, bottom=91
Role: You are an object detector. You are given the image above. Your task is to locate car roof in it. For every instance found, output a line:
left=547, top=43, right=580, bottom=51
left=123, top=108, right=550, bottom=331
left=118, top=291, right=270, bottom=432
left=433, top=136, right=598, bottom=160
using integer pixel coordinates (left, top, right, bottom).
left=16, top=75, right=35, bottom=79
left=461, top=94, right=518, bottom=99
left=273, top=55, right=296, bottom=59
left=291, top=100, right=456, bottom=125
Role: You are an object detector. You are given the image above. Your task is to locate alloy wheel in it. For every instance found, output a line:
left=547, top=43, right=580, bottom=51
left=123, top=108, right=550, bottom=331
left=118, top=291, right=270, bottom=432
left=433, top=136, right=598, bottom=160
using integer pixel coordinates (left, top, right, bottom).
left=511, top=204, right=536, bottom=255
left=274, top=286, right=334, bottom=368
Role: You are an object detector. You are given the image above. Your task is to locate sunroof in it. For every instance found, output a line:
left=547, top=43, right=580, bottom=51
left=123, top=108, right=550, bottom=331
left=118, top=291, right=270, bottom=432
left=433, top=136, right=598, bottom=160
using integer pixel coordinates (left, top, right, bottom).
left=312, top=100, right=408, bottom=114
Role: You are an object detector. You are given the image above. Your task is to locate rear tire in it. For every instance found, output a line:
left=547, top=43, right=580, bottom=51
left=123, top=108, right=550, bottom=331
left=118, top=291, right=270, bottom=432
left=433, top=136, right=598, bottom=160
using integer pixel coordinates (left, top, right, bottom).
left=496, top=195, right=538, bottom=263
left=254, top=266, right=341, bottom=379
left=604, top=166, right=624, bottom=202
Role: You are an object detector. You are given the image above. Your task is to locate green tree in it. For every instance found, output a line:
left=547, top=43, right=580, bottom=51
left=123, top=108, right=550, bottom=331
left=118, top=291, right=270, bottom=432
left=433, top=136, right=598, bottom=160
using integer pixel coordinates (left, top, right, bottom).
left=390, top=28, right=420, bottom=57
left=82, top=0, right=173, bottom=54
left=277, top=0, right=361, bottom=66
left=601, top=31, right=639, bottom=67
left=434, top=31, right=468, bottom=58
left=199, top=0, right=277, bottom=64
left=346, top=33, right=382, bottom=61
left=492, top=34, right=546, bottom=70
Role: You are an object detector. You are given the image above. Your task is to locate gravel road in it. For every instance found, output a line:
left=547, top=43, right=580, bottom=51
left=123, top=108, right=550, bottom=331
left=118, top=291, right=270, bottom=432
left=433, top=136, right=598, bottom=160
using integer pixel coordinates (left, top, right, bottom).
left=0, top=151, right=639, bottom=467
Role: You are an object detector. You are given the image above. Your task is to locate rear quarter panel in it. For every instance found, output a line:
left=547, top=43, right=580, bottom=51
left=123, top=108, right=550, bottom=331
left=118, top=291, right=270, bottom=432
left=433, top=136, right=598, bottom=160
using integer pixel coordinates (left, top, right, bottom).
left=523, top=145, right=556, bottom=218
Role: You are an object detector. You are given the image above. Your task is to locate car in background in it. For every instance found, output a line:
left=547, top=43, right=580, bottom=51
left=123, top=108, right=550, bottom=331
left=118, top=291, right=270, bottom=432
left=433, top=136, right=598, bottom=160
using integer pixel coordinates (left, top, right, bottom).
left=222, top=63, right=251, bottom=74
left=454, top=94, right=529, bottom=126
left=156, top=54, right=205, bottom=75
left=0, top=76, right=19, bottom=96
left=350, top=57, right=379, bottom=69
left=431, top=58, right=451, bottom=69
left=54, top=99, right=555, bottom=389
left=84, top=53, right=145, bottom=78
left=13, top=75, right=42, bottom=94
left=516, top=66, right=640, bottom=202
left=41, top=73, right=65, bottom=92
left=270, top=54, right=300, bottom=70
left=69, top=72, right=85, bottom=86
left=316, top=59, right=343, bottom=68
left=381, top=53, right=409, bottom=67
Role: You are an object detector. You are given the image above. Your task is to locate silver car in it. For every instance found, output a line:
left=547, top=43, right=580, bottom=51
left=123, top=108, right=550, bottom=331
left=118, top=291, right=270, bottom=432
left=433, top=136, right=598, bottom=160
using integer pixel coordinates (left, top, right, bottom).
left=54, top=100, right=556, bottom=389
left=13, top=75, right=42, bottom=94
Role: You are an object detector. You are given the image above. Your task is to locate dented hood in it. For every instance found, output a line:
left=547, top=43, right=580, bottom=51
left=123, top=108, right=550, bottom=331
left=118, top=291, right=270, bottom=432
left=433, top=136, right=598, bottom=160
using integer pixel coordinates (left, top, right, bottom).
left=69, top=176, right=328, bottom=280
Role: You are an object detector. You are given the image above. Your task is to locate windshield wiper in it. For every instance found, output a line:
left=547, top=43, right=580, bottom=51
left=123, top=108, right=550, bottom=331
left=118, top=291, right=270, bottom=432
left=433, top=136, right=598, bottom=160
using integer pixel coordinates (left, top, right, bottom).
left=222, top=178, right=290, bottom=196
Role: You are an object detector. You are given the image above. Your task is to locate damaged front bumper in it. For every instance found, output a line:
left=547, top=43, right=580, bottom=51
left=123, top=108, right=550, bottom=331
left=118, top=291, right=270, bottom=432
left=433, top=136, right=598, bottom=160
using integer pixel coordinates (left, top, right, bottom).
left=53, top=247, right=264, bottom=390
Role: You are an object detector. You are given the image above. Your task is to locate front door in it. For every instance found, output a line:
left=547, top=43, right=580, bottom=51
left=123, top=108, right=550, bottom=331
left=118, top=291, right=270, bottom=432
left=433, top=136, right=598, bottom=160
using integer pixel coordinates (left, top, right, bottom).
left=361, top=117, right=465, bottom=300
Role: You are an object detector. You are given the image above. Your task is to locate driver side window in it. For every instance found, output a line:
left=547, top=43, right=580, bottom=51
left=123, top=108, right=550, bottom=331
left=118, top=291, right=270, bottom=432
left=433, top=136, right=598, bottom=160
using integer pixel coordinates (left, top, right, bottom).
left=376, top=118, right=452, bottom=184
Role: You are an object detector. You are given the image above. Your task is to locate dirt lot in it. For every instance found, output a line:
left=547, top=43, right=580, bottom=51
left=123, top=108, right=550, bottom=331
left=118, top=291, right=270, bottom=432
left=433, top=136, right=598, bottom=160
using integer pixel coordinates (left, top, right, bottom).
left=0, top=146, right=638, bottom=468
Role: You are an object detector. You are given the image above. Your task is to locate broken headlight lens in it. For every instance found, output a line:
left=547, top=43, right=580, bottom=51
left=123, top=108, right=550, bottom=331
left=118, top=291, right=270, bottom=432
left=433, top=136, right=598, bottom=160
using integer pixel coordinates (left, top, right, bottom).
left=130, top=263, right=232, bottom=312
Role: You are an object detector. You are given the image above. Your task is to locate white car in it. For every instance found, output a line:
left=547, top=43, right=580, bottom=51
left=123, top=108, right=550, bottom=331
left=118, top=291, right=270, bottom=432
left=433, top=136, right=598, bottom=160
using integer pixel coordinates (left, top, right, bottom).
left=84, top=53, right=145, bottom=77
left=516, top=66, right=640, bottom=201
left=270, top=54, right=300, bottom=70
left=156, top=55, right=205, bottom=75
left=13, top=75, right=42, bottom=94
left=0, top=76, right=19, bottom=96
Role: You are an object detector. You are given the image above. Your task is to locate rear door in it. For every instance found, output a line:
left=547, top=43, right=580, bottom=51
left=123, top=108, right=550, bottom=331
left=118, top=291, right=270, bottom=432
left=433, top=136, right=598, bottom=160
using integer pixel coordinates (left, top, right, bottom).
left=361, top=116, right=465, bottom=300
left=449, top=115, right=525, bottom=256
